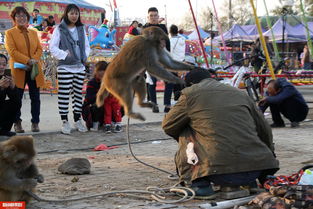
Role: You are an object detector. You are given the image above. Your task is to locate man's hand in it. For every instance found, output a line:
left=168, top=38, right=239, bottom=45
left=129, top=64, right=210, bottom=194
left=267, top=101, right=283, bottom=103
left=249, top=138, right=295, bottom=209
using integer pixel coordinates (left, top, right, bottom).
left=158, top=17, right=165, bottom=23
left=186, top=142, right=199, bottom=165
left=28, top=59, right=38, bottom=66
left=7, top=77, right=15, bottom=89
left=258, top=97, right=267, bottom=106
left=0, top=77, right=10, bottom=89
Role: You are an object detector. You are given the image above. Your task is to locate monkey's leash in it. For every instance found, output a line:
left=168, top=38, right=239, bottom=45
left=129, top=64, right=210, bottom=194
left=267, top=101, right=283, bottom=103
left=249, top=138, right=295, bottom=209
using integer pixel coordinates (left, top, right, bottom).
left=26, top=187, right=195, bottom=203
left=125, top=117, right=178, bottom=180
left=27, top=117, right=195, bottom=204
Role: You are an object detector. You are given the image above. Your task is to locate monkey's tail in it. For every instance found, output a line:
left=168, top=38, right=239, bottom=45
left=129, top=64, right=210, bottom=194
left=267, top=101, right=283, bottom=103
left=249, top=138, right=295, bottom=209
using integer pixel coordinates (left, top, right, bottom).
left=96, top=85, right=109, bottom=107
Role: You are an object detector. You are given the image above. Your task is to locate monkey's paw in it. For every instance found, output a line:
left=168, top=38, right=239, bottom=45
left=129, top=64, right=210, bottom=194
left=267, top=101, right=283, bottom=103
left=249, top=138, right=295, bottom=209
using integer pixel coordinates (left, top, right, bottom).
left=128, top=112, right=146, bottom=121
left=22, top=179, right=37, bottom=190
left=35, top=174, right=44, bottom=183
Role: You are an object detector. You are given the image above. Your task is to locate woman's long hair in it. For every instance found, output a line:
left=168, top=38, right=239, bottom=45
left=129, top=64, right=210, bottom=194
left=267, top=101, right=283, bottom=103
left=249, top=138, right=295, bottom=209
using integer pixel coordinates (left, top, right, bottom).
left=61, top=4, right=83, bottom=26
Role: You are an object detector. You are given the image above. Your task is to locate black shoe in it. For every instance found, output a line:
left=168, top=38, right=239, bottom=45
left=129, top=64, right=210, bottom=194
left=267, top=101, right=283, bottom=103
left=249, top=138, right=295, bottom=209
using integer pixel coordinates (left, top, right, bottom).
left=0, top=131, right=16, bottom=137
left=164, top=106, right=171, bottom=113
left=104, top=125, right=111, bottom=134
left=291, top=122, right=299, bottom=128
left=152, top=105, right=159, bottom=113
left=188, top=186, right=216, bottom=200
left=114, top=124, right=122, bottom=133
left=270, top=123, right=285, bottom=128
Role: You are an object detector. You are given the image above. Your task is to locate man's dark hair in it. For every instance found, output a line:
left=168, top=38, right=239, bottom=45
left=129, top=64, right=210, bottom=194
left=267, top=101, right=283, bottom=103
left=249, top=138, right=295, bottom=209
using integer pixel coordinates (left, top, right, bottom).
left=61, top=4, right=83, bottom=26
left=48, top=15, right=54, bottom=19
left=185, top=69, right=212, bottom=87
left=0, top=54, right=8, bottom=63
left=169, top=25, right=178, bottom=35
left=10, top=6, right=30, bottom=22
left=148, top=7, right=158, bottom=13
left=33, top=9, right=39, bottom=13
left=267, top=79, right=281, bottom=90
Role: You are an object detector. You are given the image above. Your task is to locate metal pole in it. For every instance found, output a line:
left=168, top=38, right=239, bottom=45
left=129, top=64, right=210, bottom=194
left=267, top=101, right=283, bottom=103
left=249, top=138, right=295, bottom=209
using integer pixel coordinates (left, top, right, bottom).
left=187, top=0, right=209, bottom=68
left=211, top=0, right=232, bottom=66
left=229, top=0, right=232, bottom=28
left=229, top=0, right=233, bottom=62
left=300, top=0, right=313, bottom=60
left=249, top=0, right=276, bottom=79
left=282, top=13, right=286, bottom=58
left=164, top=4, right=167, bottom=26
left=210, top=12, right=213, bottom=64
left=263, top=0, right=280, bottom=61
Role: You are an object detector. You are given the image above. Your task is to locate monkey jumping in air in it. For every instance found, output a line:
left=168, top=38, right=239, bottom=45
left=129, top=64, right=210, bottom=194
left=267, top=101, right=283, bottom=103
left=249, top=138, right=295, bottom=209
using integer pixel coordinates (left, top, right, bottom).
left=96, top=26, right=196, bottom=121
left=0, top=136, right=44, bottom=202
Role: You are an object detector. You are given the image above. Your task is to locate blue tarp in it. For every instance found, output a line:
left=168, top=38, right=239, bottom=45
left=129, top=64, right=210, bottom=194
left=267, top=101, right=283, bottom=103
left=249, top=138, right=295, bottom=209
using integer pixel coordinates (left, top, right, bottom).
left=0, top=0, right=103, bottom=9
left=263, top=18, right=304, bottom=42
left=215, top=24, right=264, bottom=42
left=188, top=27, right=210, bottom=40
left=292, top=22, right=313, bottom=40
left=215, top=19, right=313, bottom=43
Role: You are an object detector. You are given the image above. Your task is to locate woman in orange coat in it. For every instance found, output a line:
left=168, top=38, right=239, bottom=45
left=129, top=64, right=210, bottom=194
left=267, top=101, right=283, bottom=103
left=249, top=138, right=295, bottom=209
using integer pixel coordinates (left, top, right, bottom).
left=5, top=7, right=45, bottom=133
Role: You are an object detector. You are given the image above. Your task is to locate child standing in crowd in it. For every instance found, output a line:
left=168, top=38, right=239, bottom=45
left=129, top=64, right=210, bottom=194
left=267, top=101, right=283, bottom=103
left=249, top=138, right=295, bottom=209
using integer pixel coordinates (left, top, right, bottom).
left=49, top=4, right=90, bottom=135
left=82, top=61, right=107, bottom=131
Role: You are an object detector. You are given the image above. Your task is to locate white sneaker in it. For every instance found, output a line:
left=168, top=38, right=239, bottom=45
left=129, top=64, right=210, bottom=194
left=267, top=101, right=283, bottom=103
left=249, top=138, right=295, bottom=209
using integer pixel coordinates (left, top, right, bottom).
left=75, top=119, right=87, bottom=132
left=61, top=120, right=71, bottom=135
left=90, top=122, right=99, bottom=131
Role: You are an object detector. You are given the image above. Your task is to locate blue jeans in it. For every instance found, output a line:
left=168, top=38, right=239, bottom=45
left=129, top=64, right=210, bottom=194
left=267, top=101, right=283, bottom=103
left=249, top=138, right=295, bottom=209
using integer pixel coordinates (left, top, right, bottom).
left=16, top=72, right=40, bottom=123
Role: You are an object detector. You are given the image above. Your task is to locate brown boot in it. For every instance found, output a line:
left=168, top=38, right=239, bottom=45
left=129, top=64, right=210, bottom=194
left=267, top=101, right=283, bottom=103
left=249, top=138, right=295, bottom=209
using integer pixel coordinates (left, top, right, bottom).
left=31, top=123, right=40, bottom=132
left=14, top=121, right=25, bottom=133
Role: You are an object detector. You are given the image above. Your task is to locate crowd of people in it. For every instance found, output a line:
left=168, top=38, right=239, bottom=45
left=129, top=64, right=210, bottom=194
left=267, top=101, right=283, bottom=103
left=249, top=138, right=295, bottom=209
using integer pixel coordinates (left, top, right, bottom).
left=2, top=4, right=116, bottom=136
left=0, top=3, right=311, bottom=200
left=29, top=9, right=56, bottom=32
left=0, top=4, right=309, bottom=134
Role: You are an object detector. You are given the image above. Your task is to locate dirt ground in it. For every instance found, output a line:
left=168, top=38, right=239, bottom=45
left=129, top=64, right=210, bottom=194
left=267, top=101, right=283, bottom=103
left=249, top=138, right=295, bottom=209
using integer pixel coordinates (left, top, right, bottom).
left=19, top=117, right=313, bottom=209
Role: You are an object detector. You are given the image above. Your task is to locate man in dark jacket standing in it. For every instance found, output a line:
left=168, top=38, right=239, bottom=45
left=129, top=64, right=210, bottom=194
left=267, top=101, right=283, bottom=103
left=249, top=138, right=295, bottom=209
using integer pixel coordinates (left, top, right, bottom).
left=143, top=7, right=175, bottom=113
left=162, top=69, right=279, bottom=199
left=259, top=78, right=308, bottom=128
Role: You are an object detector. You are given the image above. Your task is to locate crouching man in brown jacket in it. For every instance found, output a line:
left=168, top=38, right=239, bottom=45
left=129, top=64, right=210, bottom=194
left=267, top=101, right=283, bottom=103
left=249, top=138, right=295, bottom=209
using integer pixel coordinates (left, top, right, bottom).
left=162, top=69, right=279, bottom=199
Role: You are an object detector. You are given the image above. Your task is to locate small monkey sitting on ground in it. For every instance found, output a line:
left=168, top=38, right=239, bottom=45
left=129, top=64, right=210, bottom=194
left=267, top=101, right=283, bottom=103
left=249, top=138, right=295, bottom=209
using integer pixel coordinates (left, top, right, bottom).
left=0, top=136, right=44, bottom=202
left=96, top=26, right=196, bottom=121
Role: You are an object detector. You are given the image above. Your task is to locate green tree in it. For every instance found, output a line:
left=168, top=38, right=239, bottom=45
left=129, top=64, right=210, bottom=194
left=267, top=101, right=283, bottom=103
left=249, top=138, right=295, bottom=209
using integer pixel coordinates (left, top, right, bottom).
left=233, top=0, right=253, bottom=25
left=219, top=0, right=252, bottom=27
left=296, top=0, right=313, bottom=16
left=270, top=5, right=297, bottom=16
left=199, top=7, right=213, bottom=31
left=178, top=12, right=195, bottom=31
left=305, top=0, right=313, bottom=16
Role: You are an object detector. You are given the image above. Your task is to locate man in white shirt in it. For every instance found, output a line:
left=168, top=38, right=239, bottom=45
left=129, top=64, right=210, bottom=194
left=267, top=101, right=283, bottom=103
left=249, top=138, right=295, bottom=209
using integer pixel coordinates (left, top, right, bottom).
left=169, top=24, right=186, bottom=101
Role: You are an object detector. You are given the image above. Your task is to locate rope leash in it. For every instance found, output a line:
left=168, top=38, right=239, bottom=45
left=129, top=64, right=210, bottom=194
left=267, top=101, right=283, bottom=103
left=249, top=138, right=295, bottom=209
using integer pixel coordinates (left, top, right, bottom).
left=28, top=117, right=194, bottom=203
